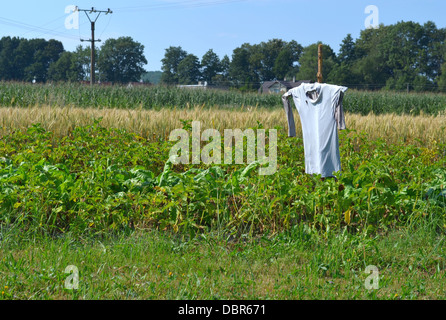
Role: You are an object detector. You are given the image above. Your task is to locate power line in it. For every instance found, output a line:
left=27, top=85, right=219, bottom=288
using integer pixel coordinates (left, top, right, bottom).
left=25, top=19, right=90, bottom=43
left=0, top=16, right=80, bottom=41
left=97, top=13, right=113, bottom=40
left=19, top=13, right=68, bottom=37
left=114, top=0, right=250, bottom=12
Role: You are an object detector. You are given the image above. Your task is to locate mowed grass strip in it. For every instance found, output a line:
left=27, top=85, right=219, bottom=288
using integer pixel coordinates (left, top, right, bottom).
left=1, top=225, right=445, bottom=300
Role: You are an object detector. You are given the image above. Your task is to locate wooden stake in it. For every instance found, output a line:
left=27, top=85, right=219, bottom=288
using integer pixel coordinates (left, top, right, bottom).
left=317, top=44, right=323, bottom=83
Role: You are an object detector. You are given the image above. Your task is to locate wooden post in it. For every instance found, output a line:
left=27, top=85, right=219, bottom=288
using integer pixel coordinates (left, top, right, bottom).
left=317, top=44, right=323, bottom=83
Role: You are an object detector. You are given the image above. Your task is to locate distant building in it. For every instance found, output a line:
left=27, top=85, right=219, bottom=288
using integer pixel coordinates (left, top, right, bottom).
left=177, top=81, right=208, bottom=90
left=258, top=78, right=310, bottom=94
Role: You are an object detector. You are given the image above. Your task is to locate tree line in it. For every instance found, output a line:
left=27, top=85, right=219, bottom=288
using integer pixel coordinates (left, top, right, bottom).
left=1, top=20, right=446, bottom=92
left=160, top=20, right=446, bottom=92
left=0, top=36, right=147, bottom=84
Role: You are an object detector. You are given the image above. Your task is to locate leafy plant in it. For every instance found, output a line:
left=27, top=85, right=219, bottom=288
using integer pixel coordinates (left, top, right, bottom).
left=0, top=120, right=445, bottom=238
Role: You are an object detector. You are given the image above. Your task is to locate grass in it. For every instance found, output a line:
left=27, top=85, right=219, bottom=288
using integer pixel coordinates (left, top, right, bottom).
left=1, top=223, right=445, bottom=300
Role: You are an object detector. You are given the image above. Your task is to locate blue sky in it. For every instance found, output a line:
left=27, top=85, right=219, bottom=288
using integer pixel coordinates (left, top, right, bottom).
left=0, top=0, right=445, bottom=71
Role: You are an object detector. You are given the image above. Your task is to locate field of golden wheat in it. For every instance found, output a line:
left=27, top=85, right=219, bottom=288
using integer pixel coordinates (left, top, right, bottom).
left=1, top=105, right=445, bottom=148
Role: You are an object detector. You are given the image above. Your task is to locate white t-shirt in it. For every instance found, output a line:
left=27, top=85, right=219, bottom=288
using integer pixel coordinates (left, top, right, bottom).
left=282, top=83, right=347, bottom=178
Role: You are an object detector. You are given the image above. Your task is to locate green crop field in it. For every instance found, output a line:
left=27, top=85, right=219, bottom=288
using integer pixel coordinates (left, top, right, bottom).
left=1, top=81, right=446, bottom=115
left=0, top=82, right=445, bottom=300
left=0, top=120, right=445, bottom=237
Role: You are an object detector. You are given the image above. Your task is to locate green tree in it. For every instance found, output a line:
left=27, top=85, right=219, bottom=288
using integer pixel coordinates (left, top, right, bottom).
left=282, top=40, right=303, bottom=79
left=160, top=46, right=188, bottom=85
left=220, top=55, right=230, bottom=77
left=351, top=21, right=445, bottom=91
left=338, top=34, right=356, bottom=64
left=329, top=34, right=361, bottom=86
left=23, top=38, right=64, bottom=82
left=201, top=49, right=222, bottom=84
left=98, top=36, right=147, bottom=84
left=328, top=62, right=357, bottom=86
left=0, top=37, right=63, bottom=82
left=273, top=47, right=295, bottom=80
left=6, top=37, right=27, bottom=80
left=225, top=39, right=303, bottom=88
left=245, top=39, right=302, bottom=82
left=352, top=25, right=390, bottom=89
left=213, top=54, right=230, bottom=87
left=229, top=43, right=259, bottom=89
left=48, top=51, right=84, bottom=82
left=72, top=45, right=97, bottom=82
left=177, top=54, right=202, bottom=84
left=259, top=39, right=300, bottom=81
left=419, top=21, right=446, bottom=89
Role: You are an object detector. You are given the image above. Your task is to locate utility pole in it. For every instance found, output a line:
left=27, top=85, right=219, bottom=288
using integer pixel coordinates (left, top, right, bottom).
left=77, top=6, right=112, bottom=85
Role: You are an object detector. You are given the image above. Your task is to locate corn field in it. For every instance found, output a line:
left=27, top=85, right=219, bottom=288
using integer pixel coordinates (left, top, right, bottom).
left=1, top=81, right=446, bottom=115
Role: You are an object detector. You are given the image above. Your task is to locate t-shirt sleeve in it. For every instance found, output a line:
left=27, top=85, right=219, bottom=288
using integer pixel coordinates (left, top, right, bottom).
left=334, top=86, right=347, bottom=130
left=282, top=91, right=296, bottom=137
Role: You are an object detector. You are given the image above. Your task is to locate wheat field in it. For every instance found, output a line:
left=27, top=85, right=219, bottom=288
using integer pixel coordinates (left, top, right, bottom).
left=0, top=105, right=445, bottom=147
